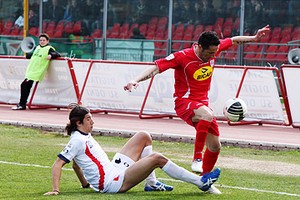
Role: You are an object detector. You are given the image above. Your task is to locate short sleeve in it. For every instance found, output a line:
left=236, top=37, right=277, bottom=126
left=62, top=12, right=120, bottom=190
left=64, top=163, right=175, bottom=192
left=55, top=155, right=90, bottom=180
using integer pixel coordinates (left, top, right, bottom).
left=58, top=138, right=84, bottom=163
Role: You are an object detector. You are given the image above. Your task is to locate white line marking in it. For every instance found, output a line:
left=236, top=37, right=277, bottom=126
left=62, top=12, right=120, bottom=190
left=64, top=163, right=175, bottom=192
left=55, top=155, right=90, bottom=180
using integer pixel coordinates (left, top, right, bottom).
left=0, top=160, right=72, bottom=171
left=158, top=178, right=300, bottom=197
left=1, top=160, right=300, bottom=197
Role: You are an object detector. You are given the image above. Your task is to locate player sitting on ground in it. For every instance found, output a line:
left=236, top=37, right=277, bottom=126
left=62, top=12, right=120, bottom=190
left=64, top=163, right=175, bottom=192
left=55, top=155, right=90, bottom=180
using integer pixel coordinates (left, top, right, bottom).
left=44, top=104, right=220, bottom=195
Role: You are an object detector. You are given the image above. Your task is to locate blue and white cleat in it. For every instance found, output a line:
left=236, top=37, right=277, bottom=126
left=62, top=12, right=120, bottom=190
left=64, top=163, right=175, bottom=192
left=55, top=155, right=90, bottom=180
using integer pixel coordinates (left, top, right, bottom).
left=199, top=168, right=221, bottom=192
left=144, top=181, right=174, bottom=191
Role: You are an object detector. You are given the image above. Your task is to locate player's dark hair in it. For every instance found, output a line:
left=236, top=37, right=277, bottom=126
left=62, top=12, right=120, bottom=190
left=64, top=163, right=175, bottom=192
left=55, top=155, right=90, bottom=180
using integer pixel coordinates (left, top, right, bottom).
left=65, top=104, right=90, bottom=135
left=198, top=31, right=220, bottom=50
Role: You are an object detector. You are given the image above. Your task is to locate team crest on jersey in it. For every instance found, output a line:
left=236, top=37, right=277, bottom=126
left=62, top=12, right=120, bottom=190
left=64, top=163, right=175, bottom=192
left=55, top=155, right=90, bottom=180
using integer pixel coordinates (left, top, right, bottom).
left=193, top=65, right=213, bottom=81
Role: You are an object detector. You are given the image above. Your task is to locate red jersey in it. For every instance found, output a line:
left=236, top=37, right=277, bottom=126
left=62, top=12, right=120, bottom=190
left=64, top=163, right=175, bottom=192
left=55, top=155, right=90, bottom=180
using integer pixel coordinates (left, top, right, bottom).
left=155, top=38, right=232, bottom=103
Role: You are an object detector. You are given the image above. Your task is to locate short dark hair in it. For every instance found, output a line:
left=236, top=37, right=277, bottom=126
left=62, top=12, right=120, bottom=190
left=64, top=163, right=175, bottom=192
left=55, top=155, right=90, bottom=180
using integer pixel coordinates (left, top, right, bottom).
left=198, top=31, right=220, bottom=50
left=65, top=104, right=90, bottom=135
left=132, top=27, right=141, bottom=35
left=39, top=33, right=50, bottom=40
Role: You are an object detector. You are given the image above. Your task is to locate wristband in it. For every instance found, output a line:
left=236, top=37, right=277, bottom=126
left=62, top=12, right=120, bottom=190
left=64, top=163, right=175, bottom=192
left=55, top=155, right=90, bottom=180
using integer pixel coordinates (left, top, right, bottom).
left=82, top=183, right=90, bottom=188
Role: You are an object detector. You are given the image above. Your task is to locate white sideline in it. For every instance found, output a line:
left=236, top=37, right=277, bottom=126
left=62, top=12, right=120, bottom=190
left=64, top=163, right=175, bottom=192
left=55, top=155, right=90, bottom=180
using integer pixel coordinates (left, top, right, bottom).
left=1, top=160, right=299, bottom=197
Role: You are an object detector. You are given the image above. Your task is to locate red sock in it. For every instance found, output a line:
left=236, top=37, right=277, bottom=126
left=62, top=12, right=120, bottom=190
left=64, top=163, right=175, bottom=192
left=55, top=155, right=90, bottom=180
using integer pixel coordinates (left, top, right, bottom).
left=193, top=120, right=211, bottom=160
left=202, top=148, right=220, bottom=174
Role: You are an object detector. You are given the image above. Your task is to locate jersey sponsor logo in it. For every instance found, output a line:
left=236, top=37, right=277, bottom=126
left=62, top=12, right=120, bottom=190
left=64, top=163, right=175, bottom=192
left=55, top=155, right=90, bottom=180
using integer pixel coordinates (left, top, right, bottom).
left=193, top=66, right=213, bottom=81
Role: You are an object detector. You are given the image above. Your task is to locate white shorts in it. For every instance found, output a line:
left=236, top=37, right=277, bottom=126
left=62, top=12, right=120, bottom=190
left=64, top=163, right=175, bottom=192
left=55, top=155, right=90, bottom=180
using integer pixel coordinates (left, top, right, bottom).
left=100, top=153, right=135, bottom=193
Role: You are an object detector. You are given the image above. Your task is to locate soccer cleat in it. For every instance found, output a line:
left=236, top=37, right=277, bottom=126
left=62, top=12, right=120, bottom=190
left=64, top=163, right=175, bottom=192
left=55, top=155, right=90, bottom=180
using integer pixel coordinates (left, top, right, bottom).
left=207, top=185, right=222, bottom=194
left=11, top=104, right=26, bottom=110
left=198, top=168, right=221, bottom=192
left=191, top=158, right=203, bottom=173
left=144, top=181, right=174, bottom=191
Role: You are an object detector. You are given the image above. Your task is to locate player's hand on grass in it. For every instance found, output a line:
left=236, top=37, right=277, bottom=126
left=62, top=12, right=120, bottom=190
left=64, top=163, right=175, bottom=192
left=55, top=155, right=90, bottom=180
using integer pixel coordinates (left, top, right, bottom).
left=124, top=80, right=139, bottom=92
left=43, top=190, right=60, bottom=195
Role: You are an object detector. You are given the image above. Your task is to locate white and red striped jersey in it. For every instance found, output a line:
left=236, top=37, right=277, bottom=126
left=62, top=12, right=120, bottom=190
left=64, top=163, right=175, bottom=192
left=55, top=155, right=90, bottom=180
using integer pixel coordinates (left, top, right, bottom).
left=58, top=130, right=120, bottom=192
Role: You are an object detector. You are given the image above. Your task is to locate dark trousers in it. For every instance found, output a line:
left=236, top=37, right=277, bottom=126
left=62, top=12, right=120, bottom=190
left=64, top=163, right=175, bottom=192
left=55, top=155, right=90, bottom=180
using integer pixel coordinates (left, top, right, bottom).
left=19, top=79, right=34, bottom=107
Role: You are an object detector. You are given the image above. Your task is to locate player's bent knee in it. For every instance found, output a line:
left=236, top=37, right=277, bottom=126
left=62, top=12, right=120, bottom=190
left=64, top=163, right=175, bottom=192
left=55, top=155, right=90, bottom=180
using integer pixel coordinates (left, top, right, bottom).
left=149, top=153, right=168, bottom=167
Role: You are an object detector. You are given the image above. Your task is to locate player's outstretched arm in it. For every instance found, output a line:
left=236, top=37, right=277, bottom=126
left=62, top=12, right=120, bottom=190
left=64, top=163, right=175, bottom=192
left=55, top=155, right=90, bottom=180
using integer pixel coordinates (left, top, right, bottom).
left=124, top=65, right=159, bottom=92
left=44, top=158, right=66, bottom=195
left=231, top=25, right=270, bottom=45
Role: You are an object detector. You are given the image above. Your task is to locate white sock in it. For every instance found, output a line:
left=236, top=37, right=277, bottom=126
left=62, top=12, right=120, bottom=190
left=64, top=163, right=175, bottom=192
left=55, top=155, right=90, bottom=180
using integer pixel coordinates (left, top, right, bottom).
left=162, top=160, right=202, bottom=187
left=141, top=145, right=157, bottom=185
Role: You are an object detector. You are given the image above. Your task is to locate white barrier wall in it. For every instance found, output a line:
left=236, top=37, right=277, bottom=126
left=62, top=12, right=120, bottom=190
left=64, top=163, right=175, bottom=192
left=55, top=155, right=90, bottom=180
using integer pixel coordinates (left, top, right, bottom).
left=0, top=57, right=290, bottom=126
left=79, top=62, right=175, bottom=114
left=32, top=59, right=78, bottom=106
left=0, top=58, right=78, bottom=107
left=0, top=58, right=28, bottom=104
left=281, top=66, right=300, bottom=127
left=210, top=67, right=285, bottom=122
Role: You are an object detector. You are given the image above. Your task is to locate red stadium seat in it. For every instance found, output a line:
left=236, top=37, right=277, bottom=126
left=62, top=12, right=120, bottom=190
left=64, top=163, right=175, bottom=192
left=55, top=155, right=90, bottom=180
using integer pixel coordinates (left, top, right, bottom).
left=111, top=23, right=121, bottom=33
left=158, top=17, right=168, bottom=26
left=139, top=23, right=148, bottom=35
left=46, top=21, right=56, bottom=32
left=174, top=24, right=184, bottom=33
left=204, top=25, right=213, bottom=31
left=172, top=42, right=182, bottom=51
left=149, top=17, right=158, bottom=25
left=183, top=42, right=193, bottom=49
left=214, top=17, right=224, bottom=29
left=28, top=27, right=38, bottom=36
left=233, top=18, right=240, bottom=30
left=91, top=29, right=102, bottom=38
left=53, top=30, right=63, bottom=38
left=146, top=30, right=155, bottom=39
left=4, top=20, right=13, bottom=30
left=64, top=22, right=74, bottom=34
left=222, top=26, right=232, bottom=38
left=10, top=27, right=20, bottom=35
left=73, top=21, right=82, bottom=35
left=223, top=17, right=233, bottom=27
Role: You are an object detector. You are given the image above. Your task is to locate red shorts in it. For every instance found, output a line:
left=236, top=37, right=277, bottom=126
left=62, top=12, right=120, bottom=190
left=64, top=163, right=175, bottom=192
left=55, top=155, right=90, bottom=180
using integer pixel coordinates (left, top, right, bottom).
left=174, top=98, right=220, bottom=136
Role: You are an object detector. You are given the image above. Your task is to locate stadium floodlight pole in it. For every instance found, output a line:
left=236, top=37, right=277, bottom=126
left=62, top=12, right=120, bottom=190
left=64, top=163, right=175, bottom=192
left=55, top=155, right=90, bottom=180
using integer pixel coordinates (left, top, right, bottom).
left=23, top=0, right=29, bottom=38
left=39, top=0, right=43, bottom=35
left=237, top=0, right=245, bottom=65
left=102, top=0, right=108, bottom=60
left=167, top=0, right=173, bottom=55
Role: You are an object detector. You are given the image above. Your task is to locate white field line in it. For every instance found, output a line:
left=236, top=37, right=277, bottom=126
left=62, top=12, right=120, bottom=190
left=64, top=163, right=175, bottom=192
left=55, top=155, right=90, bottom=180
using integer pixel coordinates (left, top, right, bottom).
left=0, top=160, right=73, bottom=171
left=1, top=160, right=300, bottom=197
left=158, top=178, right=300, bottom=197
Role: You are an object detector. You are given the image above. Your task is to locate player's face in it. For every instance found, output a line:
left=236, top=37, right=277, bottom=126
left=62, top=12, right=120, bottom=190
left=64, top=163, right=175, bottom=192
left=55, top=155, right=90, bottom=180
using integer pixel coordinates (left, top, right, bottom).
left=199, top=45, right=218, bottom=62
left=78, top=113, right=94, bottom=133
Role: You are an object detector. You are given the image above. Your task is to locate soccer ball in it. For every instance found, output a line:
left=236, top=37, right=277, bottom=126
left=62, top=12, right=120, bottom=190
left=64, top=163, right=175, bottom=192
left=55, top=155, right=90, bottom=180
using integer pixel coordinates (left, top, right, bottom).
left=223, top=98, right=247, bottom=122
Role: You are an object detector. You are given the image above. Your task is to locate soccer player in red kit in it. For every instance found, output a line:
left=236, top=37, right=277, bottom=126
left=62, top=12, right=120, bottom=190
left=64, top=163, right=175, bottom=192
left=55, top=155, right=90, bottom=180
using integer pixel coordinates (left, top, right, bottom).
left=124, top=25, right=270, bottom=194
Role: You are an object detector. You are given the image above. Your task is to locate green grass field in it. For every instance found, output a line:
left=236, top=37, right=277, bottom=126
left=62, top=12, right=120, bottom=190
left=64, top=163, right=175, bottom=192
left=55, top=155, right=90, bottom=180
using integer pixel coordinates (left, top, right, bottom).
left=0, top=124, right=300, bottom=200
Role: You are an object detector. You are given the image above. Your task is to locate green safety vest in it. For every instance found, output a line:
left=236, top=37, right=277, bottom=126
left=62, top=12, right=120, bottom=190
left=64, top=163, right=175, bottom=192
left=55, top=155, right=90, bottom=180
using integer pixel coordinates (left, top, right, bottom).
left=25, top=45, right=55, bottom=82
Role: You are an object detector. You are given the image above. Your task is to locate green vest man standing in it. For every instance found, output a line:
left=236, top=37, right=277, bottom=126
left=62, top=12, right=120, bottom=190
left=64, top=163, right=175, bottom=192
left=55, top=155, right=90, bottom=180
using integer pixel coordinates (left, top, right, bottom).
left=12, top=33, right=61, bottom=110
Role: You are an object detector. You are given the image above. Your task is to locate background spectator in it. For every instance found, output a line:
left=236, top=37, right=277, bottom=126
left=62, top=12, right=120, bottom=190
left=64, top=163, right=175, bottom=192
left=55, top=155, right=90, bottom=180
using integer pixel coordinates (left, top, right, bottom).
left=28, top=9, right=38, bottom=28
left=43, top=0, right=65, bottom=23
left=130, top=27, right=145, bottom=39
left=81, top=0, right=100, bottom=34
left=198, top=0, right=216, bottom=26
left=130, top=0, right=151, bottom=24
left=63, top=0, right=82, bottom=22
